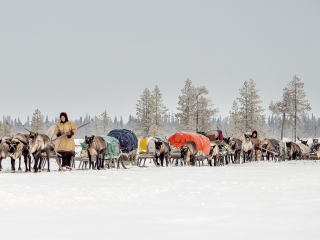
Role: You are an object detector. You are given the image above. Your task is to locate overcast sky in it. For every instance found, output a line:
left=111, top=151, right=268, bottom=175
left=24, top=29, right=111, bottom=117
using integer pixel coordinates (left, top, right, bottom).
left=1, top=0, right=319, bottom=122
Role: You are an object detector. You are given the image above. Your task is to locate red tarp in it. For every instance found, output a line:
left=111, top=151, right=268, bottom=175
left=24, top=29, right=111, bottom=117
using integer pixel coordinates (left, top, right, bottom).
left=168, top=132, right=211, bottom=155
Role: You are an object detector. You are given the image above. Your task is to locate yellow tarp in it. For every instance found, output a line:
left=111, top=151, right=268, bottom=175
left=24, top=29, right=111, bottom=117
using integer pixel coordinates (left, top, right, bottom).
left=139, top=138, right=148, bottom=154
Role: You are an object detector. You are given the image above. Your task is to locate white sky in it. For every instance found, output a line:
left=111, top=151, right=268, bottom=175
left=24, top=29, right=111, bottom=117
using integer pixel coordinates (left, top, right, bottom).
left=1, top=0, right=319, bottom=122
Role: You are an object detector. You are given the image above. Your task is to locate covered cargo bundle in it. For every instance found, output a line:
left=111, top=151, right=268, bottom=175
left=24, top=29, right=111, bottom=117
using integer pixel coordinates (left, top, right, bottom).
left=81, top=136, right=120, bottom=159
left=206, top=130, right=223, bottom=141
left=138, top=138, right=148, bottom=154
left=107, top=129, right=138, bottom=154
left=100, top=136, right=120, bottom=159
left=168, top=132, right=211, bottom=155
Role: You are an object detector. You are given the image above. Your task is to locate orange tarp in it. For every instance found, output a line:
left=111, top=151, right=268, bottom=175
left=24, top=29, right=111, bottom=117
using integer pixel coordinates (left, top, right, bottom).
left=168, top=132, right=211, bottom=155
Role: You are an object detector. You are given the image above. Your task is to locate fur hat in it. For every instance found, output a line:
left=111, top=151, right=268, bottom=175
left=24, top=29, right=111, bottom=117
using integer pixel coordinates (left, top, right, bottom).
left=60, top=112, right=69, bottom=123
left=252, top=130, right=258, bottom=138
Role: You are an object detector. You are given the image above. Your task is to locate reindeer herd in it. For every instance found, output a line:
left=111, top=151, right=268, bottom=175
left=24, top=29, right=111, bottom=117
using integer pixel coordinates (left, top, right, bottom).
left=1, top=128, right=320, bottom=173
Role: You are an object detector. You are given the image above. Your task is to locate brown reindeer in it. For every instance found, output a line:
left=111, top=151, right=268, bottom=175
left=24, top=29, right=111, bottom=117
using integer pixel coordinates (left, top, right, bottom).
left=181, top=141, right=198, bottom=166
left=286, top=142, right=302, bottom=160
left=230, top=138, right=242, bottom=164
left=28, top=133, right=52, bottom=172
left=0, top=136, right=13, bottom=171
left=262, top=139, right=276, bottom=161
left=154, top=140, right=170, bottom=167
left=9, top=134, right=32, bottom=172
left=84, top=136, right=107, bottom=170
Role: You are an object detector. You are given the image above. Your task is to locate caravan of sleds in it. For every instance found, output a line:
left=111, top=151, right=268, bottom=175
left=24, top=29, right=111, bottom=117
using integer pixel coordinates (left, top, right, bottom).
left=1, top=122, right=320, bottom=173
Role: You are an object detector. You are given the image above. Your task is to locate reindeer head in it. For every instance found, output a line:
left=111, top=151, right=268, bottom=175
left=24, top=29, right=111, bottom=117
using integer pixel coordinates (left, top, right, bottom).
left=223, top=137, right=231, bottom=144
left=313, top=139, right=319, bottom=144
left=155, top=141, right=163, bottom=154
left=29, top=133, right=41, bottom=154
left=244, top=132, right=251, bottom=143
left=9, top=139, right=25, bottom=160
left=85, top=136, right=95, bottom=149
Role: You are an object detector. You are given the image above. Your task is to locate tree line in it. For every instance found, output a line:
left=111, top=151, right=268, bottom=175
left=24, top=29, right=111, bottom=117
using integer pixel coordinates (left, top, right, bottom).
left=0, top=75, right=314, bottom=141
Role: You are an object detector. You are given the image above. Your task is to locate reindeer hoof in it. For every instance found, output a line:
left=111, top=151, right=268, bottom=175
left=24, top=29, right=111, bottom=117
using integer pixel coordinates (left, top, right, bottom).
left=11, top=170, right=15, bottom=173
left=18, top=168, right=22, bottom=171
left=47, top=169, right=50, bottom=172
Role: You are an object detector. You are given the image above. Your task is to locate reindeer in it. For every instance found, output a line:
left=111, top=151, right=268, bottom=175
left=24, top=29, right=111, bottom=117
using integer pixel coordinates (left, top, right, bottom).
left=262, top=139, right=276, bottom=161
left=286, top=142, right=302, bottom=160
left=84, top=136, right=107, bottom=170
left=154, top=140, right=170, bottom=167
left=208, top=143, right=219, bottom=166
left=28, top=132, right=52, bottom=172
left=0, top=136, right=13, bottom=171
left=181, top=141, right=198, bottom=166
left=242, top=132, right=253, bottom=163
left=9, top=134, right=32, bottom=172
left=230, top=138, right=242, bottom=164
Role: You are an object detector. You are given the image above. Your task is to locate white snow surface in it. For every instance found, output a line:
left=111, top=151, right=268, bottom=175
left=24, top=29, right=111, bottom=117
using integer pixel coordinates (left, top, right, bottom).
left=1, top=159, right=320, bottom=240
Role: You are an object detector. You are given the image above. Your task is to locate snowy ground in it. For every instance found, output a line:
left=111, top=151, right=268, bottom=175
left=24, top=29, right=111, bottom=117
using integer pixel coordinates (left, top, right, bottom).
left=1, top=159, right=320, bottom=240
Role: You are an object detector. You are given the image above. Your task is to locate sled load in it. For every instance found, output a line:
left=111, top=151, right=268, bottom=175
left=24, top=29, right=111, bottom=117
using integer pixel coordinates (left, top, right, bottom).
left=136, top=137, right=156, bottom=166
left=168, top=132, right=210, bottom=155
left=107, top=129, right=138, bottom=154
left=168, top=132, right=211, bottom=166
left=136, top=136, right=171, bottom=167
left=107, top=129, right=138, bottom=167
left=80, top=135, right=121, bottom=168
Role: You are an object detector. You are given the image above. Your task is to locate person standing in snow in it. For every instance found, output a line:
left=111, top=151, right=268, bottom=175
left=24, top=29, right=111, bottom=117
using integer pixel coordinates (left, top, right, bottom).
left=54, top=112, right=77, bottom=167
left=251, top=130, right=262, bottom=161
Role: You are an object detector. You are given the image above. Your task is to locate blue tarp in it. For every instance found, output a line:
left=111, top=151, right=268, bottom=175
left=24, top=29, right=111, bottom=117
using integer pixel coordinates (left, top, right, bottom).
left=107, top=129, right=138, bottom=154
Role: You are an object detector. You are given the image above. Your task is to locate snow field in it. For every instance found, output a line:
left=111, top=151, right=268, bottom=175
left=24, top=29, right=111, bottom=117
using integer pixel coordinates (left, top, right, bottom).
left=0, top=159, right=320, bottom=240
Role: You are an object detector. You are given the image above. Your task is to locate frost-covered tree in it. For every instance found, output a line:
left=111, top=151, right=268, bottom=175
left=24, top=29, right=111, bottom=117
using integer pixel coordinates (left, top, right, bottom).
left=269, top=87, right=293, bottom=140
left=176, top=79, right=196, bottom=132
left=197, top=95, right=218, bottom=132
left=227, top=100, right=243, bottom=137
left=237, top=79, right=266, bottom=134
left=176, top=79, right=217, bottom=132
left=287, top=75, right=311, bottom=141
left=149, top=85, right=168, bottom=136
left=0, top=121, right=13, bottom=138
left=90, top=111, right=112, bottom=135
left=30, top=109, right=47, bottom=133
left=134, top=88, right=153, bottom=137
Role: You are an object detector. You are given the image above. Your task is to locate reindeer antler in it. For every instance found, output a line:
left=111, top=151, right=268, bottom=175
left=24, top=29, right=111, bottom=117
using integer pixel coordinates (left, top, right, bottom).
left=19, top=121, right=33, bottom=133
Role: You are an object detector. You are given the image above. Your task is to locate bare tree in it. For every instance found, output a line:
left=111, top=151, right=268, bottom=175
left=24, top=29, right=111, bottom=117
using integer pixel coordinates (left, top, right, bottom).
left=269, top=87, right=293, bottom=140
left=287, top=75, right=311, bottom=142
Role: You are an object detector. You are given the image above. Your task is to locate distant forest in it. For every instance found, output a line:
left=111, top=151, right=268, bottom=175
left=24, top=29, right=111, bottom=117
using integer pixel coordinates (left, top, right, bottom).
left=1, top=111, right=319, bottom=140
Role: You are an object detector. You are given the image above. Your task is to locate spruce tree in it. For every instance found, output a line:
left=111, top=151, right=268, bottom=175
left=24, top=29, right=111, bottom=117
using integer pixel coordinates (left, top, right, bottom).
left=149, top=85, right=168, bottom=136
left=237, top=79, right=266, bottom=134
left=30, top=109, right=47, bottom=133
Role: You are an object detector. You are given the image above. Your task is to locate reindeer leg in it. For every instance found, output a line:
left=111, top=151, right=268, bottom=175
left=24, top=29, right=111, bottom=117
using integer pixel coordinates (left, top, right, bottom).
left=23, top=154, right=28, bottom=172
left=11, top=158, right=15, bottom=173
left=0, top=158, right=2, bottom=171
left=34, top=155, right=38, bottom=173
left=47, top=150, right=50, bottom=172
left=88, top=155, right=92, bottom=169
left=18, top=157, right=22, bottom=170
left=38, top=155, right=42, bottom=172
